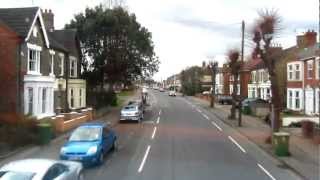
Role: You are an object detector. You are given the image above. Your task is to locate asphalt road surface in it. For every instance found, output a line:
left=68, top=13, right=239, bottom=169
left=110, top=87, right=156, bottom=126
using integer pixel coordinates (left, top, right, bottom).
left=12, top=90, right=302, bottom=180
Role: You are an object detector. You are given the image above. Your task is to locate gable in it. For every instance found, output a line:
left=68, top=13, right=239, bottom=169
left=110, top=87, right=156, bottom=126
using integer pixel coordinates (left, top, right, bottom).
left=25, top=8, right=49, bottom=48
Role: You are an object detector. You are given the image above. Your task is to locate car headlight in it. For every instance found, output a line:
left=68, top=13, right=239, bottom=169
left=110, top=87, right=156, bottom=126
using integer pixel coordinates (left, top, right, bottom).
left=134, top=112, right=139, bottom=116
left=87, top=146, right=98, bottom=155
left=60, top=147, right=67, bottom=154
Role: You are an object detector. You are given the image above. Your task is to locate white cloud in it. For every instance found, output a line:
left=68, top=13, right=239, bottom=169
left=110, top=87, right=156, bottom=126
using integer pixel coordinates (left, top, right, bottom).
left=1, top=0, right=318, bottom=81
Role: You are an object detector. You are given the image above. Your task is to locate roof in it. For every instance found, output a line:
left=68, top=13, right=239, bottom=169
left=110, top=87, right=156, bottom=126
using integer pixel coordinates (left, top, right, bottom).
left=0, top=7, right=38, bottom=37
left=0, top=7, right=50, bottom=47
left=0, top=159, right=55, bottom=178
left=298, top=43, right=319, bottom=60
left=50, top=29, right=79, bottom=56
left=242, top=58, right=265, bottom=71
left=47, top=32, right=68, bottom=52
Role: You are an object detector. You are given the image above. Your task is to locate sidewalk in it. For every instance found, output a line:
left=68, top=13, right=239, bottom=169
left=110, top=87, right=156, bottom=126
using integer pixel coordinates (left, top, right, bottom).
left=191, top=96, right=320, bottom=180
left=0, top=90, right=139, bottom=165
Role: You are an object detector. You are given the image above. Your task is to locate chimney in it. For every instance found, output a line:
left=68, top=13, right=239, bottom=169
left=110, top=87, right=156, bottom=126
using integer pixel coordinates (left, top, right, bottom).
left=296, top=30, right=317, bottom=48
left=42, top=9, right=54, bottom=32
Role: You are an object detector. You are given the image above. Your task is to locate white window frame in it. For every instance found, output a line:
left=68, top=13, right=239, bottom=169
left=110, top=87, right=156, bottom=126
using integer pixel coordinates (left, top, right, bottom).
left=27, top=43, right=42, bottom=75
left=307, top=60, right=313, bottom=79
left=69, top=56, right=77, bottom=78
left=42, top=88, right=47, bottom=113
left=287, top=62, right=303, bottom=81
left=316, top=57, right=320, bottom=80
left=58, top=53, right=64, bottom=76
left=27, top=87, right=34, bottom=115
left=49, top=50, right=55, bottom=76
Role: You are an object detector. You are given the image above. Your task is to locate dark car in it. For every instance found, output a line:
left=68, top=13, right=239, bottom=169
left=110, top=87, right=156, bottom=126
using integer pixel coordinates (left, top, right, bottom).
left=217, top=95, right=233, bottom=105
left=60, top=123, right=117, bottom=167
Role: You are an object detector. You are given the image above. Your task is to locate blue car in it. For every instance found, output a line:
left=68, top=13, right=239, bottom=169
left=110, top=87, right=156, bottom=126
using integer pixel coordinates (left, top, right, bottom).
left=60, top=123, right=117, bottom=167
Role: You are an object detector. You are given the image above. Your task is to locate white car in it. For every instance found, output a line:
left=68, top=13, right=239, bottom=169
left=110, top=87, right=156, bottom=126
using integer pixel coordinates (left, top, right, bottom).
left=0, top=159, right=83, bottom=180
left=169, top=90, right=176, bottom=96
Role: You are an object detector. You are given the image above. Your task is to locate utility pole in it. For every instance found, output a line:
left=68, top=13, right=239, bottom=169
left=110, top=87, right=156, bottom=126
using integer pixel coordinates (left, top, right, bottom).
left=210, top=61, right=218, bottom=108
left=238, top=20, right=245, bottom=127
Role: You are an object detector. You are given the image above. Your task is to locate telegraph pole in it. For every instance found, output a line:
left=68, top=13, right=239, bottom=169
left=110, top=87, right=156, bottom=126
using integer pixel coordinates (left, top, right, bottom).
left=210, top=61, right=218, bottom=108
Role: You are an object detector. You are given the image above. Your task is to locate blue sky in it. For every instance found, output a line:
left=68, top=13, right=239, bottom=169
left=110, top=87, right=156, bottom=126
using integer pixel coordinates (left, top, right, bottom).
left=2, top=0, right=318, bottom=80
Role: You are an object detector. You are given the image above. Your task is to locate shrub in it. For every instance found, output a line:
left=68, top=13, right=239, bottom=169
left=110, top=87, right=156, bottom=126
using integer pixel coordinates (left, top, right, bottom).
left=0, top=113, right=38, bottom=148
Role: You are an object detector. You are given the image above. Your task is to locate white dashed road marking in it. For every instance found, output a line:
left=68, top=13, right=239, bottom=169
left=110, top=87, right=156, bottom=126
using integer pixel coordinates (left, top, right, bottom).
left=211, top=121, right=222, bottom=131
left=151, top=127, right=157, bottom=139
left=228, top=136, right=247, bottom=154
left=156, top=117, right=160, bottom=124
left=138, top=145, right=151, bottom=173
left=257, top=163, right=277, bottom=180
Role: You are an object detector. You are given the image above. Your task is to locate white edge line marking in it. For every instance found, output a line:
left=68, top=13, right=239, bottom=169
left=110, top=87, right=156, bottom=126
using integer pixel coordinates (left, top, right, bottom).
left=257, top=163, right=276, bottom=180
left=151, top=127, right=157, bottom=139
left=211, top=121, right=222, bottom=131
left=228, top=136, right=247, bottom=153
left=138, top=145, right=151, bottom=173
left=156, top=117, right=160, bottom=124
left=203, top=114, right=209, bottom=120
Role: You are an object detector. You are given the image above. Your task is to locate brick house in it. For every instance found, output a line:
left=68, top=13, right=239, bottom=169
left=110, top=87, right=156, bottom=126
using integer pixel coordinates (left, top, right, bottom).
left=0, top=7, right=86, bottom=118
left=286, top=31, right=319, bottom=115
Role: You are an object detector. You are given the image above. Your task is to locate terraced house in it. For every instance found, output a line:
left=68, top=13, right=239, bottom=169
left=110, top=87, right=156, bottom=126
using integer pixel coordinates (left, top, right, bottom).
left=0, top=7, right=86, bottom=119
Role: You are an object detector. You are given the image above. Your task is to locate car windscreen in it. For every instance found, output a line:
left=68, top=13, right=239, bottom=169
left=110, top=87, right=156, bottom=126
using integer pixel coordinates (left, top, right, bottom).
left=69, top=126, right=101, bottom=141
left=0, top=171, right=35, bottom=180
left=123, top=106, right=138, bottom=111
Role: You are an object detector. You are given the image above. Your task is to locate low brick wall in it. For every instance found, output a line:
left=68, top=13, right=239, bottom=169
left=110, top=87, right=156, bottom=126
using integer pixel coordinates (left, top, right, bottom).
left=52, top=108, right=93, bottom=133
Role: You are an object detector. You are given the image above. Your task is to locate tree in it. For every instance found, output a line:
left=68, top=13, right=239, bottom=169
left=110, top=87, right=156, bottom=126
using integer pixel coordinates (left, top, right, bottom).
left=65, top=5, right=159, bottom=92
left=227, top=49, right=241, bottom=120
left=180, top=66, right=203, bottom=96
left=252, top=9, right=282, bottom=132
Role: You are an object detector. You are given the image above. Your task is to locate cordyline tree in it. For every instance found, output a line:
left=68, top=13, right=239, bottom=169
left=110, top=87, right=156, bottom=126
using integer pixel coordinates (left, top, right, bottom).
left=252, top=10, right=282, bottom=132
left=65, top=5, right=159, bottom=92
left=227, top=49, right=241, bottom=120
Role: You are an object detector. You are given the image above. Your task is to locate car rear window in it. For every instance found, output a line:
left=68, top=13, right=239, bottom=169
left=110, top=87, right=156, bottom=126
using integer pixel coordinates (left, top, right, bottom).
left=69, top=126, right=101, bottom=141
left=0, top=171, right=35, bottom=180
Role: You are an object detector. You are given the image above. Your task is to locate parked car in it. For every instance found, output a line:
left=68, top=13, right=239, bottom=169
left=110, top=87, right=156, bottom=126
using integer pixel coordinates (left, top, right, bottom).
left=120, top=103, right=144, bottom=122
left=159, top=88, right=165, bottom=92
left=0, top=159, right=83, bottom=180
left=202, top=91, right=211, bottom=95
left=217, top=95, right=233, bottom=105
left=60, top=123, right=117, bottom=167
left=169, top=90, right=176, bottom=96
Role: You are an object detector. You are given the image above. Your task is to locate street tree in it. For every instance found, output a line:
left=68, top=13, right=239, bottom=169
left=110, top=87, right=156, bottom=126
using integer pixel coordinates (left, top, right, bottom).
left=227, top=49, right=241, bottom=120
left=252, top=9, right=282, bottom=132
left=65, top=5, right=159, bottom=92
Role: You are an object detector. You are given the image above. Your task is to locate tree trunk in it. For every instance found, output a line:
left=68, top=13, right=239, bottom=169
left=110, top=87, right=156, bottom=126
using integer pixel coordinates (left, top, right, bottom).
left=270, top=74, right=281, bottom=132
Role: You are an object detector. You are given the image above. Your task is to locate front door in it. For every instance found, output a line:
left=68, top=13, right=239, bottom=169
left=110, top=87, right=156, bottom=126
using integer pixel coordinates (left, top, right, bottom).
left=305, top=90, right=314, bottom=114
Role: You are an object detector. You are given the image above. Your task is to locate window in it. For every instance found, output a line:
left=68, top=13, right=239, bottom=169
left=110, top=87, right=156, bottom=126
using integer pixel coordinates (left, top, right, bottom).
left=33, top=27, right=38, bottom=37
left=295, top=64, right=300, bottom=80
left=307, top=61, right=313, bottom=79
left=27, top=88, right=33, bottom=115
left=70, top=58, right=77, bottom=77
left=50, top=54, right=54, bottom=75
left=42, top=88, right=47, bottom=113
left=79, top=89, right=82, bottom=107
left=318, top=60, right=320, bottom=79
left=43, top=164, right=67, bottom=180
left=288, top=65, right=293, bottom=80
left=288, top=91, right=293, bottom=108
left=58, top=55, right=64, bottom=76
left=70, top=89, right=74, bottom=108
left=28, top=49, right=40, bottom=72
left=295, top=91, right=300, bottom=109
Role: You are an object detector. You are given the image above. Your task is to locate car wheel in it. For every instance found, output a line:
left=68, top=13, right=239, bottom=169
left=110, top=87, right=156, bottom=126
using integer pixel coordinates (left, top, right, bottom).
left=111, top=140, right=118, bottom=151
left=78, top=172, right=84, bottom=180
left=98, top=151, right=104, bottom=165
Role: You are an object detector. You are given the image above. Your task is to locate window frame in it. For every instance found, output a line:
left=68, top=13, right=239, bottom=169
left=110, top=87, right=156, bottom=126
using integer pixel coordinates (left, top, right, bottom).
left=69, top=57, right=77, bottom=78
left=58, top=54, right=64, bottom=76
left=307, top=60, right=313, bottom=79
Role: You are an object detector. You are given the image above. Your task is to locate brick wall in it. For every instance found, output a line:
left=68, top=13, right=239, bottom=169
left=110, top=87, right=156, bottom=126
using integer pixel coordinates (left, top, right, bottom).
left=0, top=24, right=20, bottom=113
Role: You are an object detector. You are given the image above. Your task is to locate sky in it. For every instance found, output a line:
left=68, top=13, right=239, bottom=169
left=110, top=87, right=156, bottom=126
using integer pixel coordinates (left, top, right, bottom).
left=1, top=0, right=318, bottom=81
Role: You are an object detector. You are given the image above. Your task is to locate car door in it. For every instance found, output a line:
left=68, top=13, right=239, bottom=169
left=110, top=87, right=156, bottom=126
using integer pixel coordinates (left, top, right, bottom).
left=102, top=127, right=112, bottom=151
left=43, top=163, right=72, bottom=180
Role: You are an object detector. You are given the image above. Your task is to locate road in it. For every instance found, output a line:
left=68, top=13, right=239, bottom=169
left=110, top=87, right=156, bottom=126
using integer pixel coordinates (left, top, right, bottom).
left=5, top=90, right=302, bottom=180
